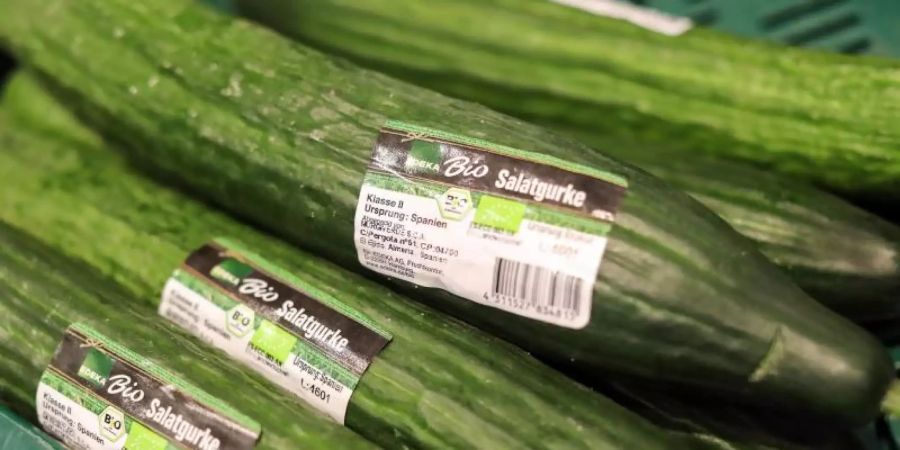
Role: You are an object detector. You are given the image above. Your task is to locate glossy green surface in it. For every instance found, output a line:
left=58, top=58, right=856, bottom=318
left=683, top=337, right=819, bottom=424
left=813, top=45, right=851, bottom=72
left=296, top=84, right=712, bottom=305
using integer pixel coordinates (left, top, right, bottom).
left=564, top=128, right=900, bottom=323
left=237, top=0, right=900, bottom=202
left=0, top=75, right=684, bottom=450
left=237, top=0, right=900, bottom=322
left=604, top=383, right=867, bottom=450
left=625, top=151, right=900, bottom=323
left=0, top=0, right=893, bottom=426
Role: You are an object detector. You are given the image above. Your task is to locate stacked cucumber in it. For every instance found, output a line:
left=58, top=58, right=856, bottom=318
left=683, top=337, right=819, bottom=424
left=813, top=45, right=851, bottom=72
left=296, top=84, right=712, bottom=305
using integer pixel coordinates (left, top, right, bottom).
left=235, top=0, right=900, bottom=203
left=0, top=74, right=681, bottom=449
left=0, top=0, right=897, bottom=448
left=235, top=0, right=900, bottom=322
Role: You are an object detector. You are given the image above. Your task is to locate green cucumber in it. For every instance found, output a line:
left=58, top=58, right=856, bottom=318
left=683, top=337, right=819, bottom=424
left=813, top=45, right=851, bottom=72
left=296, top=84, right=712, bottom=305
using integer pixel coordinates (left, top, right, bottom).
left=0, top=75, right=688, bottom=450
left=602, top=383, right=867, bottom=450
left=0, top=72, right=864, bottom=450
left=236, top=0, right=900, bottom=203
left=235, top=0, right=900, bottom=323
left=0, top=226, right=377, bottom=450
left=561, top=127, right=900, bottom=323
left=1, top=0, right=895, bottom=426
left=614, top=148, right=900, bottom=323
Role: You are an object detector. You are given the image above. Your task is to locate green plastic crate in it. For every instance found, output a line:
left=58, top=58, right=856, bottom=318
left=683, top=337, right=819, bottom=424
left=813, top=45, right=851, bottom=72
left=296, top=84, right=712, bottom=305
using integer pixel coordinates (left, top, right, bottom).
left=0, top=406, right=63, bottom=450
left=628, top=0, right=900, bottom=56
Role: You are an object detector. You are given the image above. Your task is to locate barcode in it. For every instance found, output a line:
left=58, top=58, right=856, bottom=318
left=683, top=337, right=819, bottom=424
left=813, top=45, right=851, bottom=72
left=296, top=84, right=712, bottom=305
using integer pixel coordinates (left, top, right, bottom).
left=491, top=258, right=584, bottom=314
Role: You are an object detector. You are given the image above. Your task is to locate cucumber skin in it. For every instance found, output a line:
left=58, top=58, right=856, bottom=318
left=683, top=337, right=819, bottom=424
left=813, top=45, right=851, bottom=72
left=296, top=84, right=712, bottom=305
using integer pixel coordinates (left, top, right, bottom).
left=0, top=225, right=377, bottom=450
left=0, top=77, right=865, bottom=450
left=563, top=128, right=900, bottom=323
left=234, top=0, right=900, bottom=323
left=602, top=382, right=867, bottom=450
left=0, top=77, right=683, bottom=450
left=0, top=0, right=893, bottom=426
left=623, top=150, right=900, bottom=323
left=236, top=0, right=900, bottom=202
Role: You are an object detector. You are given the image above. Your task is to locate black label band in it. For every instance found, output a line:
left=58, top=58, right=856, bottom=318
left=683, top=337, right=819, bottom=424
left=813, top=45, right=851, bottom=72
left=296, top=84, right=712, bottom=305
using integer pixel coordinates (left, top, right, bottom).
left=370, top=127, right=627, bottom=220
left=184, top=243, right=390, bottom=376
left=49, top=328, right=260, bottom=450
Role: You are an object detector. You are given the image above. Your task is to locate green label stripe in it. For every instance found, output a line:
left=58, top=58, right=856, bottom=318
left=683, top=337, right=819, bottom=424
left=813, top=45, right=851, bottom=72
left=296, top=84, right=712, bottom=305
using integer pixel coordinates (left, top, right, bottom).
left=173, top=271, right=360, bottom=388
left=384, top=120, right=628, bottom=188
left=364, top=171, right=449, bottom=198
left=71, top=324, right=258, bottom=431
left=173, top=269, right=240, bottom=311
left=41, top=371, right=107, bottom=415
left=40, top=371, right=163, bottom=445
left=41, top=372, right=140, bottom=432
left=284, top=333, right=359, bottom=389
left=215, top=238, right=391, bottom=339
left=364, top=172, right=612, bottom=236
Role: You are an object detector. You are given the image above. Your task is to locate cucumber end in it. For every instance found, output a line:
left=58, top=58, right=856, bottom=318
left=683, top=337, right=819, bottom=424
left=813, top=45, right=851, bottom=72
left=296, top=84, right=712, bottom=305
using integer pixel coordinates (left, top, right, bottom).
left=881, top=380, right=900, bottom=418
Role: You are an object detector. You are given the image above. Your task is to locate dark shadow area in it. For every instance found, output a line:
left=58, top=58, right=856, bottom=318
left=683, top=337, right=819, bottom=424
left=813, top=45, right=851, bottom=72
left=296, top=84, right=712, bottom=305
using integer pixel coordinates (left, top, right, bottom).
left=0, top=51, right=14, bottom=85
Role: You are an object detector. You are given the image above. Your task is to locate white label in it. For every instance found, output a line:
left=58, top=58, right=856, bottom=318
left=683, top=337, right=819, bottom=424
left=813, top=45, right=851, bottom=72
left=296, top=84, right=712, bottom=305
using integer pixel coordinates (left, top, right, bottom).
left=37, top=383, right=125, bottom=450
left=354, top=184, right=605, bottom=329
left=159, top=278, right=353, bottom=423
left=551, top=0, right=693, bottom=36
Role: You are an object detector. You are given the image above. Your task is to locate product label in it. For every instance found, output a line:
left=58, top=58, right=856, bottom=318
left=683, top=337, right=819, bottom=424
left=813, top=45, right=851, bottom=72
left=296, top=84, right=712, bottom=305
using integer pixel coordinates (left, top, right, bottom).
left=551, top=0, right=693, bottom=36
left=36, top=324, right=260, bottom=450
left=353, top=121, right=627, bottom=329
left=159, top=239, right=391, bottom=423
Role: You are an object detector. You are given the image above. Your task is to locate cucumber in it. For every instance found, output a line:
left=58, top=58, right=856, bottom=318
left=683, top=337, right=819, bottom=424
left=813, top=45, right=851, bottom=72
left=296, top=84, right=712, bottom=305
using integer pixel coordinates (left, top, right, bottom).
left=235, top=0, right=900, bottom=203
left=0, top=76, right=689, bottom=450
left=1, top=0, right=895, bottom=426
left=234, top=0, right=900, bottom=323
left=615, top=148, right=900, bottom=323
left=602, top=383, right=867, bottom=450
left=0, top=74, right=866, bottom=450
left=0, top=225, right=377, bottom=450
left=561, top=127, right=900, bottom=323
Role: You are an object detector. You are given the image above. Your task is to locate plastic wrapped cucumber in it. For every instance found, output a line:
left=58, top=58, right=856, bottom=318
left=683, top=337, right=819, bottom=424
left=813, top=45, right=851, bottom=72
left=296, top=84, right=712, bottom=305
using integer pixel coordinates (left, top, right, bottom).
left=0, top=223, right=377, bottom=450
left=0, top=0, right=895, bottom=426
left=0, top=74, right=689, bottom=450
